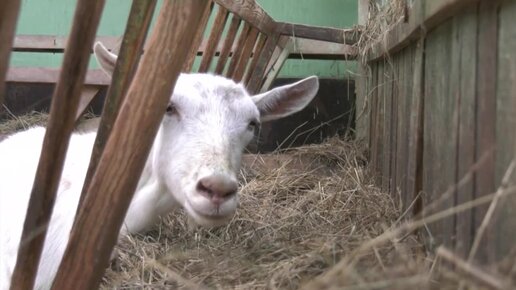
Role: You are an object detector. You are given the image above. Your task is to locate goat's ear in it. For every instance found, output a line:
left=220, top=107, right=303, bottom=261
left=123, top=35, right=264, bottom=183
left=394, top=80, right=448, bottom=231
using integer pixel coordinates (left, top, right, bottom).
left=93, top=41, right=117, bottom=76
left=251, top=76, right=319, bottom=122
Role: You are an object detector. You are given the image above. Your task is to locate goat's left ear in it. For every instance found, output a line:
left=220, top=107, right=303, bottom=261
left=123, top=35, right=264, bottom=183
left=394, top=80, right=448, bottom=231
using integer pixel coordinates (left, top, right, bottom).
left=251, top=76, right=319, bottom=122
left=93, top=41, right=118, bottom=76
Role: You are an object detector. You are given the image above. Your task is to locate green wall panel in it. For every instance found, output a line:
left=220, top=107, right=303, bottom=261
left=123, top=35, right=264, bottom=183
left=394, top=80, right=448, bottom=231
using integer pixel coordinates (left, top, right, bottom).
left=11, top=0, right=357, bottom=78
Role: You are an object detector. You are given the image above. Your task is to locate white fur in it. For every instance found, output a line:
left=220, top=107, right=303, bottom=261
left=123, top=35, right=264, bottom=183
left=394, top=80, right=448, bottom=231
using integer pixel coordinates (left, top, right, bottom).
left=0, top=42, right=319, bottom=290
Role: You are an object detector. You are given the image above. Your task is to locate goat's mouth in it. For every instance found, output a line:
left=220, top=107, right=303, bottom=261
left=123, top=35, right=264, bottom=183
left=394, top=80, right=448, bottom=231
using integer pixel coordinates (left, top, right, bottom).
left=184, top=196, right=237, bottom=226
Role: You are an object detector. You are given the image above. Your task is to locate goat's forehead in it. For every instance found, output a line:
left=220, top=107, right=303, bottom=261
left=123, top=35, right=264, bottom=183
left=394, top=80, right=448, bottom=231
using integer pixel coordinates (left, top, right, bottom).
left=172, top=74, right=249, bottom=102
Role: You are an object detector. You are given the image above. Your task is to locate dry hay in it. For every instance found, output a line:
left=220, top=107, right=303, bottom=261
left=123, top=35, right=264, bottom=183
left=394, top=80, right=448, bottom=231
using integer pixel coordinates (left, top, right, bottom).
left=356, top=0, right=407, bottom=61
left=1, top=112, right=514, bottom=289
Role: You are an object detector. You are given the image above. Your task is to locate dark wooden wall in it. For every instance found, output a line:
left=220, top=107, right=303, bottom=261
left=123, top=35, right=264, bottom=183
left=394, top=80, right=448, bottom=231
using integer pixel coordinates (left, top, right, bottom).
left=357, top=0, right=516, bottom=265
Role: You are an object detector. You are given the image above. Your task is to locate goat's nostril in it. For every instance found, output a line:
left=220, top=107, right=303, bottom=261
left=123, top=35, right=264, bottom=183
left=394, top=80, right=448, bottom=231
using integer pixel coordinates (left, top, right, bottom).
left=197, top=175, right=238, bottom=201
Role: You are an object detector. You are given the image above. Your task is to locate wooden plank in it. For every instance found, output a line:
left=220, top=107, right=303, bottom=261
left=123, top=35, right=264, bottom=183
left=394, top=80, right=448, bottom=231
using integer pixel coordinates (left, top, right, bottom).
left=246, top=33, right=279, bottom=94
left=382, top=58, right=393, bottom=192
left=395, top=47, right=406, bottom=208
left=390, top=53, right=400, bottom=199
left=232, top=26, right=259, bottom=82
left=244, top=33, right=267, bottom=85
left=258, top=39, right=292, bottom=93
left=75, top=86, right=101, bottom=121
left=13, top=35, right=120, bottom=53
left=213, top=0, right=276, bottom=35
left=367, top=0, right=481, bottom=62
left=6, top=67, right=110, bottom=85
left=406, top=39, right=424, bottom=218
left=375, top=60, right=385, bottom=180
left=9, top=1, right=107, bottom=289
left=51, top=1, right=210, bottom=289
left=214, top=14, right=241, bottom=75
left=494, top=0, right=516, bottom=262
left=182, top=0, right=213, bottom=72
left=368, top=62, right=379, bottom=175
left=279, top=23, right=359, bottom=45
left=358, top=0, right=369, bottom=25
left=401, top=45, right=414, bottom=211
left=454, top=6, right=478, bottom=259
left=226, top=22, right=251, bottom=78
left=422, top=20, right=457, bottom=250
left=77, top=0, right=157, bottom=209
left=473, top=1, right=499, bottom=264
left=0, top=0, right=22, bottom=107
left=198, top=6, right=229, bottom=73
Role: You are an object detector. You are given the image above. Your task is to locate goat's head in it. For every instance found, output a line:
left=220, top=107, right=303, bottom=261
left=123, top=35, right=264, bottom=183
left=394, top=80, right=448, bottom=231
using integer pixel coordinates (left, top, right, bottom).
left=94, top=42, right=319, bottom=227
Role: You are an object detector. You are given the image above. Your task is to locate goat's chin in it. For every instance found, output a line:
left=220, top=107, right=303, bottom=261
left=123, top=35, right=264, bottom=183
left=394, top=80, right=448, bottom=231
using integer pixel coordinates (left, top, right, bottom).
left=183, top=196, right=237, bottom=227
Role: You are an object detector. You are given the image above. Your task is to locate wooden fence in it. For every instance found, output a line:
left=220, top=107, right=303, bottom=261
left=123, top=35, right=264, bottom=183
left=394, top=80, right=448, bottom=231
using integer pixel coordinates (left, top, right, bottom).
left=356, top=0, right=516, bottom=265
left=0, top=0, right=358, bottom=288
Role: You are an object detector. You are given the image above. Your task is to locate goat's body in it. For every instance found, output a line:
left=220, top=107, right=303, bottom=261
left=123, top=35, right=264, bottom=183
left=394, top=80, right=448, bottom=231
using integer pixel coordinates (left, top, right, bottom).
left=0, top=127, right=177, bottom=290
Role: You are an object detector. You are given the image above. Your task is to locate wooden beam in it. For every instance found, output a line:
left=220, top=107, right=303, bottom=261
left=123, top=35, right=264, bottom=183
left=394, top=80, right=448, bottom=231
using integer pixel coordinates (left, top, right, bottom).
left=182, top=0, right=213, bottom=72
left=77, top=0, right=157, bottom=210
left=51, top=1, right=209, bottom=289
left=288, top=38, right=357, bottom=60
left=226, top=22, right=251, bottom=78
left=366, top=0, right=480, bottom=62
left=246, top=33, right=279, bottom=94
left=9, top=0, right=106, bottom=289
left=13, top=35, right=120, bottom=53
left=244, top=33, right=267, bottom=85
left=6, top=67, right=110, bottom=85
left=198, top=6, right=229, bottom=72
left=215, top=14, right=241, bottom=75
left=213, top=0, right=276, bottom=35
left=259, top=39, right=292, bottom=93
left=232, top=26, right=259, bottom=82
left=0, top=0, right=22, bottom=108
left=279, top=22, right=359, bottom=45
left=75, top=86, right=102, bottom=121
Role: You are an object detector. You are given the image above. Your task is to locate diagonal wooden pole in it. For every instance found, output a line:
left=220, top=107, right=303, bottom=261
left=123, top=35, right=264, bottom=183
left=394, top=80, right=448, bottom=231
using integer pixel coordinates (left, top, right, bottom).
left=0, top=0, right=22, bottom=111
left=51, top=1, right=210, bottom=289
left=9, top=1, right=106, bottom=290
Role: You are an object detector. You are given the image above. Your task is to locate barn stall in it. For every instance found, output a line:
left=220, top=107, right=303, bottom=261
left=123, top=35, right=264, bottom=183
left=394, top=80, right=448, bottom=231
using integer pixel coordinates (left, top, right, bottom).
left=0, top=0, right=514, bottom=289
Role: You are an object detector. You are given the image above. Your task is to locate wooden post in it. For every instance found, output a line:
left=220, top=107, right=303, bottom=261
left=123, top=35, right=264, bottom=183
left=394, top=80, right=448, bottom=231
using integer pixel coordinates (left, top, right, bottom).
left=76, top=0, right=157, bottom=210
left=9, top=1, right=106, bottom=290
left=182, top=1, right=213, bottom=72
left=198, top=6, right=229, bottom=72
left=51, top=1, right=209, bottom=289
left=0, top=0, right=22, bottom=109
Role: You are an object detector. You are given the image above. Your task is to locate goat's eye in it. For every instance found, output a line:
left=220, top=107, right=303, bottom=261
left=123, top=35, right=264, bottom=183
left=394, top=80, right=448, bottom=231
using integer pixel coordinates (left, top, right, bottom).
left=247, top=120, right=259, bottom=131
left=166, top=103, right=178, bottom=116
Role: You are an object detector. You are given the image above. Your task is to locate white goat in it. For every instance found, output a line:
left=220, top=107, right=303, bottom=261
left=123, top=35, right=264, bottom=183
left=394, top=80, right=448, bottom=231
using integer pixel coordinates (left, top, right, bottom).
left=0, top=42, right=319, bottom=290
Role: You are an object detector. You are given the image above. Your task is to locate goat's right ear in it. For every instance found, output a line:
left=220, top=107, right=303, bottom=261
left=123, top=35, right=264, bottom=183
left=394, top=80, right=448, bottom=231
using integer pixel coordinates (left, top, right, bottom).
left=94, top=41, right=117, bottom=76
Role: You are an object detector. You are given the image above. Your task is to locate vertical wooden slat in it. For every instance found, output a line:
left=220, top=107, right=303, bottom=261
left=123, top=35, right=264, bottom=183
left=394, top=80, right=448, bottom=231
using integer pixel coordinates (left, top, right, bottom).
left=0, top=0, right=22, bottom=108
left=455, top=6, right=478, bottom=259
left=198, top=6, right=229, bottom=73
left=471, top=1, right=499, bottom=264
left=390, top=54, right=400, bottom=199
left=244, top=33, right=267, bottom=85
left=214, top=14, right=241, bottom=75
left=75, top=86, right=102, bottom=121
left=395, top=47, right=407, bottom=208
left=9, top=1, right=107, bottom=289
left=382, top=60, right=393, bottom=192
left=226, top=22, right=251, bottom=78
left=182, top=0, right=213, bottom=72
left=407, top=39, right=424, bottom=217
left=76, top=0, right=157, bottom=211
left=369, top=62, right=378, bottom=175
left=375, top=60, right=385, bottom=182
left=232, top=26, right=259, bottom=82
left=423, top=19, right=457, bottom=250
left=51, top=1, right=210, bottom=289
left=258, top=39, right=291, bottom=93
left=246, top=34, right=279, bottom=94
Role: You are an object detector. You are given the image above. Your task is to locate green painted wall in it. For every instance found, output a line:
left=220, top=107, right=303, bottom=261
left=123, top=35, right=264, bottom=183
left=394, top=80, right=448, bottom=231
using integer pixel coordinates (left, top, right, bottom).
left=11, top=0, right=357, bottom=78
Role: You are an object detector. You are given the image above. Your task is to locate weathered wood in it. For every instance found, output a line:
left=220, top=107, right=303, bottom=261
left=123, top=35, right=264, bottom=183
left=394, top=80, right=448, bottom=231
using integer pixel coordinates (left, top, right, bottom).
left=13, top=35, right=120, bottom=53
left=77, top=0, right=157, bottom=210
left=263, top=36, right=289, bottom=77
left=406, top=39, right=424, bottom=218
left=0, top=0, right=22, bottom=108
left=51, top=1, right=209, bottom=289
left=389, top=54, right=400, bottom=199
left=358, top=0, right=369, bottom=25
left=246, top=34, right=279, bottom=94
left=258, top=39, right=292, bottom=93
left=279, top=23, right=359, bottom=45
left=182, top=0, right=213, bottom=72
left=367, top=0, right=481, bottom=62
left=214, top=14, right=241, bottom=75
left=494, top=0, right=516, bottom=262
left=454, top=6, right=478, bottom=259
left=9, top=1, right=107, bottom=289
left=368, top=62, right=379, bottom=175
left=6, top=67, right=111, bottom=85
left=288, top=38, right=357, bottom=60
left=473, top=1, right=499, bottom=264
left=244, top=33, right=267, bottom=85
left=198, top=6, right=229, bottom=73
left=213, top=0, right=276, bottom=35
left=382, top=59, right=393, bottom=192
left=374, top=60, right=385, bottom=180
left=232, top=26, right=259, bottom=82
left=422, top=20, right=457, bottom=250
left=226, top=22, right=251, bottom=78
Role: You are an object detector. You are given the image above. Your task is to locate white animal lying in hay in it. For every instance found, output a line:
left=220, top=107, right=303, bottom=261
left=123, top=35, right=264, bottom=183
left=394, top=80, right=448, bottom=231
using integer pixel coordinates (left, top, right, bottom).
left=0, top=42, right=319, bottom=290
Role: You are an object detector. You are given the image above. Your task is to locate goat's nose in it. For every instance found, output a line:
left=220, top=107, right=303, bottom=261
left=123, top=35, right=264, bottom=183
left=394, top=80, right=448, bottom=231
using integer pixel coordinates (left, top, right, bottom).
left=196, top=175, right=238, bottom=204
